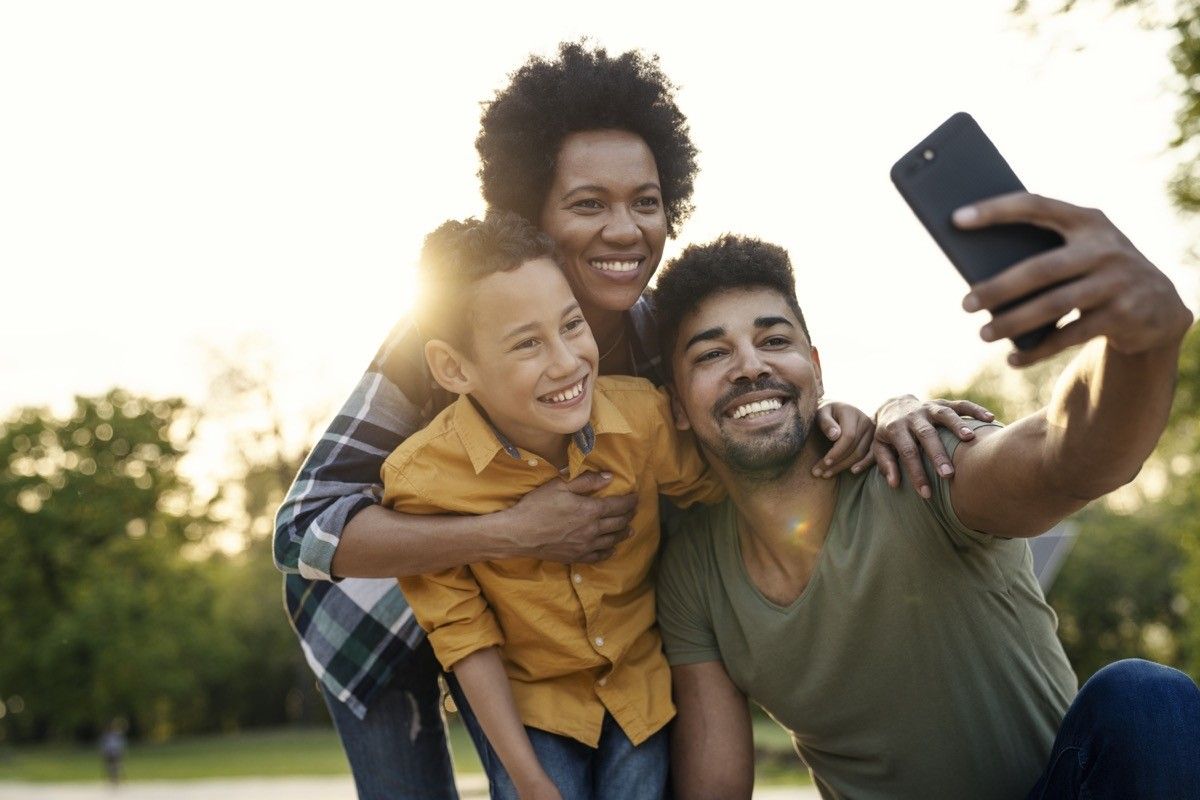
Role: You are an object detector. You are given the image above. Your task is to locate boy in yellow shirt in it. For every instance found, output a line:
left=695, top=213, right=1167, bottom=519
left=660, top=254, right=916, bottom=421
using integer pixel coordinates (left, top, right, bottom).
left=381, top=212, right=723, bottom=800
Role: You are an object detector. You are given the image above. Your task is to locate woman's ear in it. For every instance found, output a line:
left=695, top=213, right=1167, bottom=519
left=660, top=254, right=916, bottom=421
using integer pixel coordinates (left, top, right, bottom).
left=424, top=339, right=475, bottom=395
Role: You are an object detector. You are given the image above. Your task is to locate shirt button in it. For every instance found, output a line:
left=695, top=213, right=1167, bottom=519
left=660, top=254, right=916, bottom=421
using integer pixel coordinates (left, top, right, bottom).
left=572, top=573, right=583, bottom=584
left=594, top=636, right=605, bottom=648
left=527, top=458, right=538, bottom=467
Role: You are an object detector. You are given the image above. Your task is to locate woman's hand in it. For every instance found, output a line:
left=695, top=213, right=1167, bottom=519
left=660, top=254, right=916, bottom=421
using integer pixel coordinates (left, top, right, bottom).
left=871, top=395, right=996, bottom=498
left=503, top=472, right=639, bottom=564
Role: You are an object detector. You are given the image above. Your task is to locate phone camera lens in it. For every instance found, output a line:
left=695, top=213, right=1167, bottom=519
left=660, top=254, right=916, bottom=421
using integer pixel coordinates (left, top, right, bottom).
left=923, top=149, right=936, bottom=161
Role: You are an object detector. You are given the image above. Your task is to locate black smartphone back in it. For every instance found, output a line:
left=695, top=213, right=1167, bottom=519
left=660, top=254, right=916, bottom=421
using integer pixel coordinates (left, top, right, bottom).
left=890, top=112, right=1065, bottom=350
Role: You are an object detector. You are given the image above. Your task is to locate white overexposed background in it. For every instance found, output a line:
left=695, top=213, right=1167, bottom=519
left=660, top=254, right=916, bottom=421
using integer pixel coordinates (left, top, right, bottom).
left=3, top=0, right=1197, bottom=492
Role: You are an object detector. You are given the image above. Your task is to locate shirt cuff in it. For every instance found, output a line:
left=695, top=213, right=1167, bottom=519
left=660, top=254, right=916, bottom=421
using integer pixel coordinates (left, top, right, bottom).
left=428, top=616, right=506, bottom=672
left=297, top=494, right=378, bottom=581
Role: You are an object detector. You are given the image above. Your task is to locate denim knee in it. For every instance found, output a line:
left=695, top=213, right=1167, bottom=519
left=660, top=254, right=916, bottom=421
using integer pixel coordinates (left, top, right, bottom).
left=1077, top=659, right=1199, bottom=742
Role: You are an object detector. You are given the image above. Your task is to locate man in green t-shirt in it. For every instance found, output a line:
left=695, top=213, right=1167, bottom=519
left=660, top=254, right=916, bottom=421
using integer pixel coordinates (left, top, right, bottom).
left=651, top=193, right=1200, bottom=800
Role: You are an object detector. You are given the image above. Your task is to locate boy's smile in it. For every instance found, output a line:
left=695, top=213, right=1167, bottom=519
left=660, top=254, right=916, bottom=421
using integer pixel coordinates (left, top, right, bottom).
left=537, top=377, right=588, bottom=408
left=455, top=256, right=600, bottom=463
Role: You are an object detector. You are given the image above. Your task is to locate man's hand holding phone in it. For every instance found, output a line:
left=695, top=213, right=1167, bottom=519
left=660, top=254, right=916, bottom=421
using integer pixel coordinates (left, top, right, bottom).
left=952, top=192, right=1193, bottom=367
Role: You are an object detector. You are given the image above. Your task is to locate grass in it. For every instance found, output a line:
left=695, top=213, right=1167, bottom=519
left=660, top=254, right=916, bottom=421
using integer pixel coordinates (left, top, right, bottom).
left=0, top=714, right=808, bottom=786
left=0, top=725, right=474, bottom=783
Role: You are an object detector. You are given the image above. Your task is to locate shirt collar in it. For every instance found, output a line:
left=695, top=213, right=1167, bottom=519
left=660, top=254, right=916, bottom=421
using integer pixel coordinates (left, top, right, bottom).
left=453, top=393, right=612, bottom=476
left=588, top=383, right=632, bottom=437
left=561, top=385, right=633, bottom=478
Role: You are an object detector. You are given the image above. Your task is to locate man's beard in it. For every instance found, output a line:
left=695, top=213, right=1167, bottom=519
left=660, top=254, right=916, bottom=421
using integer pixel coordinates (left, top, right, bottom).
left=702, top=378, right=812, bottom=482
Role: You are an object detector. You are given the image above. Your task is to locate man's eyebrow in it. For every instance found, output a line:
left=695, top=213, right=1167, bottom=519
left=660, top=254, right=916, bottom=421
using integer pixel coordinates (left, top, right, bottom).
left=684, top=317, right=793, bottom=351
left=561, top=182, right=662, bottom=202
left=684, top=326, right=726, bottom=351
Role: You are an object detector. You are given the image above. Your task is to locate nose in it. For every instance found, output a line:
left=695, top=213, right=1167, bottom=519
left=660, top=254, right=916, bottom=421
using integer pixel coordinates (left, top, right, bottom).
left=601, top=204, right=640, bottom=247
left=730, top=344, right=770, bottom=384
left=546, top=332, right=580, bottom=379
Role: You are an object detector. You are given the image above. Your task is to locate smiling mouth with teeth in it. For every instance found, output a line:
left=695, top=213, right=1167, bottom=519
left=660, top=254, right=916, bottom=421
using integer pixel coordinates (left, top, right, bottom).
left=590, top=259, right=640, bottom=273
left=729, top=398, right=786, bottom=420
left=539, top=378, right=587, bottom=405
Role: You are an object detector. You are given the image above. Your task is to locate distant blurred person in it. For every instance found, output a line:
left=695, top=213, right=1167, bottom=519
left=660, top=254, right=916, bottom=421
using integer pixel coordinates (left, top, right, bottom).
left=99, top=719, right=127, bottom=786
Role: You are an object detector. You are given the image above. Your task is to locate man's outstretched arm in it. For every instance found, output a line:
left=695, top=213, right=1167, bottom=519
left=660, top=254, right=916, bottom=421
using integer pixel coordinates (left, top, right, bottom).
left=945, top=193, right=1194, bottom=538
left=670, top=661, right=755, bottom=800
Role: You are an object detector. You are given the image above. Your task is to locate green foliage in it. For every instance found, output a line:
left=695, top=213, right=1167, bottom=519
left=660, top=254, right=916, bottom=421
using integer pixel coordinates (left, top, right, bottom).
left=1163, top=326, right=1200, bottom=678
left=200, top=537, right=318, bottom=732
left=1169, top=4, right=1200, bottom=211
left=1048, top=504, right=1189, bottom=678
left=0, top=391, right=221, bottom=741
left=0, top=388, right=321, bottom=745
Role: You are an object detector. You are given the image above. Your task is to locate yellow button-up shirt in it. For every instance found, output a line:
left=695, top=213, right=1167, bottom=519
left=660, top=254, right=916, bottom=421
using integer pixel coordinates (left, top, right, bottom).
left=382, top=375, right=723, bottom=747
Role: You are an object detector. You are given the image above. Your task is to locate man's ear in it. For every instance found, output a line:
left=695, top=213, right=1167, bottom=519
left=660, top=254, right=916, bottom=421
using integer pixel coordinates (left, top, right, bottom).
left=810, top=345, right=824, bottom=400
left=424, top=339, right=475, bottom=395
left=669, top=386, right=692, bottom=432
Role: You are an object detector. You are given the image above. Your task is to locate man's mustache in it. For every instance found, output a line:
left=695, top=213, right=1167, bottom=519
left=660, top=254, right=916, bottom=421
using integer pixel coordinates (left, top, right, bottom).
left=711, top=378, right=799, bottom=418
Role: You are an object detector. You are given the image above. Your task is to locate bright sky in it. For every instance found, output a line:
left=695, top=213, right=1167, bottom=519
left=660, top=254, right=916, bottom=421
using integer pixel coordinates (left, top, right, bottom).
left=3, top=1, right=1197, bottom=481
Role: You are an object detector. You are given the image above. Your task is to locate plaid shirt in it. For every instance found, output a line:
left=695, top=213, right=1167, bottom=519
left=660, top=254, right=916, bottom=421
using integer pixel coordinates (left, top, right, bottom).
left=274, top=298, right=663, bottom=718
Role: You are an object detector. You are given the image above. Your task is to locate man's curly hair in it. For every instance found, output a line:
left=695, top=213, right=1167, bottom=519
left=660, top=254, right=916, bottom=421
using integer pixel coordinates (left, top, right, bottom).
left=653, top=234, right=812, bottom=381
left=476, top=41, right=698, bottom=238
left=416, top=211, right=555, bottom=350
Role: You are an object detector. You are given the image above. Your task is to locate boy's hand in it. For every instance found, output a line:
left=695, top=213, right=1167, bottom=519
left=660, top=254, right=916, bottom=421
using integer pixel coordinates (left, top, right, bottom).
left=515, top=774, right=564, bottom=800
left=504, top=472, right=637, bottom=564
left=812, top=401, right=875, bottom=479
left=870, top=395, right=995, bottom=498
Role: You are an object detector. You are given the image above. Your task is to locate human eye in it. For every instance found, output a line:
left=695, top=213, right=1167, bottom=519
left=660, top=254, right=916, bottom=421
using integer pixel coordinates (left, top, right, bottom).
left=563, top=316, right=588, bottom=334
left=694, top=348, right=725, bottom=364
left=633, top=196, right=661, bottom=211
left=762, top=335, right=791, bottom=348
left=570, top=198, right=603, bottom=212
left=511, top=338, right=540, bottom=353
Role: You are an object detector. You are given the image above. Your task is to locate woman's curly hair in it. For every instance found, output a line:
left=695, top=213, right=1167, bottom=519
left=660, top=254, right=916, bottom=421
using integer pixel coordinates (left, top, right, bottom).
left=476, top=41, right=699, bottom=238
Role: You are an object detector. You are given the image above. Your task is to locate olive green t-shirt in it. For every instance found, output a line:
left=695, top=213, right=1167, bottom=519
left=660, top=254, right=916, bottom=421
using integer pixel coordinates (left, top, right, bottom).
left=656, top=425, right=1077, bottom=800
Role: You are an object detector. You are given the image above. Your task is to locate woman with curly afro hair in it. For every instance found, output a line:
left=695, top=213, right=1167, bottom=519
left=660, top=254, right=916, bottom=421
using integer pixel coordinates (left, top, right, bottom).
left=274, top=40, right=980, bottom=800
left=474, top=40, right=699, bottom=380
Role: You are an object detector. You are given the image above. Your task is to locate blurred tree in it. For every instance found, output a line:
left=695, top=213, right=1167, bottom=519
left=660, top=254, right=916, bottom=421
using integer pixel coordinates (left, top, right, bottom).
left=0, top=391, right=222, bottom=742
left=1163, top=324, right=1200, bottom=679
left=199, top=342, right=330, bottom=729
left=0, top=372, right=330, bottom=744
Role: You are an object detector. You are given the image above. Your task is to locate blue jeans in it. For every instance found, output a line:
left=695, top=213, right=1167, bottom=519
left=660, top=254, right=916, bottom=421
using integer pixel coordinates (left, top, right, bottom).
left=1026, top=659, right=1200, bottom=799
left=322, top=639, right=487, bottom=800
left=477, top=713, right=667, bottom=800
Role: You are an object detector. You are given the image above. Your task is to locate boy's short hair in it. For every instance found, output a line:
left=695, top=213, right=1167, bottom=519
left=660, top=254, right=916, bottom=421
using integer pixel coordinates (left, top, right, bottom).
left=416, top=211, right=555, bottom=350
left=476, top=40, right=698, bottom=237
left=652, top=234, right=812, bottom=381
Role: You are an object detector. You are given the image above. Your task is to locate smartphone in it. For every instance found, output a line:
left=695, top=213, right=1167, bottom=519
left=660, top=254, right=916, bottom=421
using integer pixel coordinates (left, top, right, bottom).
left=890, top=112, right=1065, bottom=351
